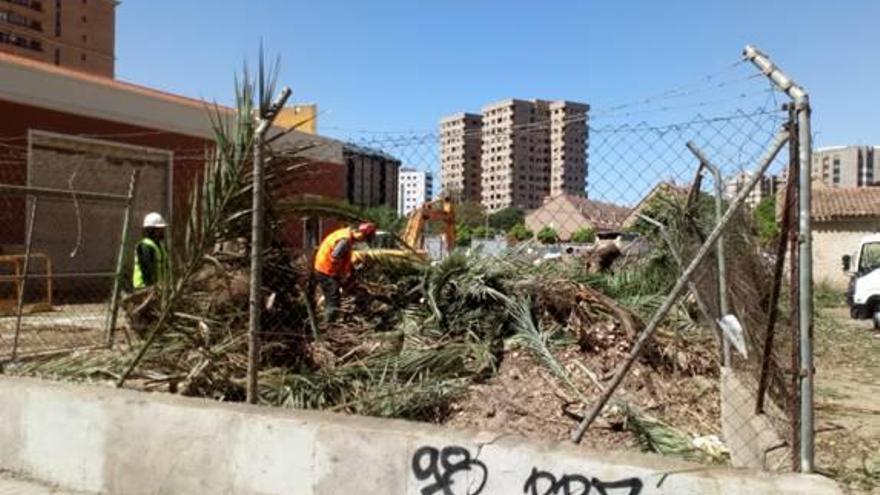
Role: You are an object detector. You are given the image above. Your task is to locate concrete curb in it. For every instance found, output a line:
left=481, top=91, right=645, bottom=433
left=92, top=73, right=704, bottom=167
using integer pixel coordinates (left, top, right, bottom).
left=0, top=377, right=842, bottom=494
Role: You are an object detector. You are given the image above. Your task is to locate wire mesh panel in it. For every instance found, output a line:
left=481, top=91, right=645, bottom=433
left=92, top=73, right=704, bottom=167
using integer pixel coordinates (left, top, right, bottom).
left=309, top=60, right=802, bottom=469
left=0, top=132, right=152, bottom=360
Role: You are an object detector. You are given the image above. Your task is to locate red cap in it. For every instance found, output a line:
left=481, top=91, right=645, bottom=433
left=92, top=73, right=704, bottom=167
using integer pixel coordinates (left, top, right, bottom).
left=358, top=222, right=377, bottom=239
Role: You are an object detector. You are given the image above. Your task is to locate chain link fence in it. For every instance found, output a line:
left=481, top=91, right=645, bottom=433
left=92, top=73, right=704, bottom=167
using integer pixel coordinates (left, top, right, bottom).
left=0, top=47, right=815, bottom=472
left=0, top=132, right=159, bottom=360
left=301, top=55, right=808, bottom=470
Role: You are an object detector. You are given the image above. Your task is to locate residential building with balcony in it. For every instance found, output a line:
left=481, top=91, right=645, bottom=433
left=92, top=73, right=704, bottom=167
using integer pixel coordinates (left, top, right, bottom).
left=0, top=0, right=115, bottom=77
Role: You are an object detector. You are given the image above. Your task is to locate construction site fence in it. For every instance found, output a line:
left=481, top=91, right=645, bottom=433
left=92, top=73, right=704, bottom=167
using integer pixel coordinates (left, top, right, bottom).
left=0, top=167, right=138, bottom=362
left=0, top=46, right=815, bottom=473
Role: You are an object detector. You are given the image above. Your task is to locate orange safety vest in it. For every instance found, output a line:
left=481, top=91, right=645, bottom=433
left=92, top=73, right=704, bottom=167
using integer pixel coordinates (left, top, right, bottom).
left=314, top=227, right=354, bottom=277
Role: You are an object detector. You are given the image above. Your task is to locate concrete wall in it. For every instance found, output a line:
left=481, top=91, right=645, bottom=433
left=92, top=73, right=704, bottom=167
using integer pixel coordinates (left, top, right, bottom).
left=720, top=368, right=791, bottom=472
left=813, top=218, right=880, bottom=289
left=0, top=377, right=840, bottom=495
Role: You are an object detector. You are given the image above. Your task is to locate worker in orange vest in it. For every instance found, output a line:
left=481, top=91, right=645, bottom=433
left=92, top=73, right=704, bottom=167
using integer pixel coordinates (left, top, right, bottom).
left=313, top=222, right=377, bottom=322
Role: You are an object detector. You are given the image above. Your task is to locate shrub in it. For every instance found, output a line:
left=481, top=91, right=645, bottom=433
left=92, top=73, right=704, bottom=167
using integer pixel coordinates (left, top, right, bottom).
left=536, top=226, right=558, bottom=244
left=754, top=196, right=779, bottom=245
left=508, top=223, right=534, bottom=241
left=570, top=227, right=596, bottom=243
left=488, top=207, right=525, bottom=232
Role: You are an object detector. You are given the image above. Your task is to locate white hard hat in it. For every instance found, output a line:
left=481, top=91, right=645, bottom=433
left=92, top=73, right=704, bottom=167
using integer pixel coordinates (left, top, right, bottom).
left=143, top=212, right=168, bottom=228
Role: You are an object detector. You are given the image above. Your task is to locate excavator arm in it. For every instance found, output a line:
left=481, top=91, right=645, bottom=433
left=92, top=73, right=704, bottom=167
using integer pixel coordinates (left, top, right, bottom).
left=401, top=197, right=456, bottom=253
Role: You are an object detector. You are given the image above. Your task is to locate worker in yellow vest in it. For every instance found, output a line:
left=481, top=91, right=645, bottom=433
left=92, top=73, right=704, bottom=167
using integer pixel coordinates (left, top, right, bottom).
left=313, top=222, right=377, bottom=322
left=132, top=212, right=170, bottom=290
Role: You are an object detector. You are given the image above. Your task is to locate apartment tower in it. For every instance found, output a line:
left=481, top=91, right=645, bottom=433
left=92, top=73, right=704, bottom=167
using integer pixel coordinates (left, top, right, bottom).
left=439, top=113, right=483, bottom=202
left=0, top=0, right=116, bottom=77
left=811, top=145, right=880, bottom=187
left=442, top=99, right=588, bottom=212
left=549, top=100, right=589, bottom=196
left=480, top=99, right=546, bottom=211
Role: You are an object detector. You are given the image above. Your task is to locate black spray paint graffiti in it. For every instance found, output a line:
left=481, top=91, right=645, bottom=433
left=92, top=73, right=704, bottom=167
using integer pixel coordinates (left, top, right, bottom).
left=411, top=445, right=488, bottom=495
left=410, top=446, right=645, bottom=495
left=523, top=467, right=644, bottom=495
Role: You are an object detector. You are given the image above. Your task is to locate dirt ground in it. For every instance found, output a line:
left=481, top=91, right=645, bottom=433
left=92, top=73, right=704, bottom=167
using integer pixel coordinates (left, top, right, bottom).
left=0, top=304, right=108, bottom=359
left=815, top=306, right=880, bottom=494
left=445, top=344, right=721, bottom=457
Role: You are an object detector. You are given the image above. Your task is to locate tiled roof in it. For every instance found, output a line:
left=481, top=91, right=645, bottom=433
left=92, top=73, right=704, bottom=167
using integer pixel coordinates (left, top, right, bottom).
left=620, top=182, right=688, bottom=228
left=812, top=185, right=880, bottom=221
left=564, top=195, right=630, bottom=231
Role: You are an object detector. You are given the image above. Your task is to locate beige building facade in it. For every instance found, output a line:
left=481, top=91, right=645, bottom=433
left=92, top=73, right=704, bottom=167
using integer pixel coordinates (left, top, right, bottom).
left=440, top=99, right=588, bottom=212
left=439, top=113, right=482, bottom=202
left=812, top=145, right=880, bottom=188
left=0, top=0, right=116, bottom=77
left=811, top=185, right=880, bottom=289
left=525, top=193, right=627, bottom=241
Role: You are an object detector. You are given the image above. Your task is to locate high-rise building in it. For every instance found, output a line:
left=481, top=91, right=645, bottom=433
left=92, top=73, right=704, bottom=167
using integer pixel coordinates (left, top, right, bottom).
left=812, top=146, right=880, bottom=187
left=441, top=99, right=588, bottom=213
left=0, top=0, right=116, bottom=77
left=723, top=171, right=780, bottom=208
left=549, top=101, right=589, bottom=197
left=439, top=112, right=482, bottom=202
left=481, top=99, right=550, bottom=211
left=398, top=169, right=433, bottom=216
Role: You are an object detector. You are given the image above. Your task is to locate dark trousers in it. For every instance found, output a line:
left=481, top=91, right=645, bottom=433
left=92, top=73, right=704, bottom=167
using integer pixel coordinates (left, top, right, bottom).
left=316, top=273, right=341, bottom=323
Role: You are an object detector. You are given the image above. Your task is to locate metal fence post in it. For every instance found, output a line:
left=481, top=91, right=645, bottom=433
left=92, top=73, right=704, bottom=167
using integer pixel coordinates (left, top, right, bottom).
left=685, top=144, right=731, bottom=366
left=743, top=44, right=814, bottom=473
left=247, top=87, right=292, bottom=405
left=11, top=196, right=38, bottom=362
left=105, top=170, right=140, bottom=347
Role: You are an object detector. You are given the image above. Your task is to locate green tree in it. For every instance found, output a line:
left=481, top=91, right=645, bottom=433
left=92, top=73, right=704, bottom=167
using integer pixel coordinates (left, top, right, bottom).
left=754, top=196, right=778, bottom=244
left=570, top=227, right=596, bottom=243
left=365, top=206, right=404, bottom=233
left=456, top=201, right=487, bottom=228
left=456, top=224, right=473, bottom=247
left=488, top=207, right=524, bottom=232
left=536, top=226, right=558, bottom=244
left=472, top=225, right=495, bottom=239
left=508, top=223, right=533, bottom=241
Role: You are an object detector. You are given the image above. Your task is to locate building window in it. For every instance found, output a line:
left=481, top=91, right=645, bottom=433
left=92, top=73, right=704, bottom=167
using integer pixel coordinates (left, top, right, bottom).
left=832, top=158, right=841, bottom=186
left=3, top=0, right=42, bottom=11
left=1, top=10, right=41, bottom=31
left=0, top=30, right=41, bottom=51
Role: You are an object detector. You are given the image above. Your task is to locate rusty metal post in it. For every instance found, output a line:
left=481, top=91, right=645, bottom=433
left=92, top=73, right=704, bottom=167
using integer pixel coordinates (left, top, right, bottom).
left=788, top=158, right=801, bottom=472
left=756, top=106, right=798, bottom=415
left=11, top=196, right=38, bottom=361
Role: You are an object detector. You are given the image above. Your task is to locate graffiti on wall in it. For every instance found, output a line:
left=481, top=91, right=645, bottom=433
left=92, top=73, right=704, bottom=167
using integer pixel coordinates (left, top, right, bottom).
left=411, top=445, right=645, bottom=495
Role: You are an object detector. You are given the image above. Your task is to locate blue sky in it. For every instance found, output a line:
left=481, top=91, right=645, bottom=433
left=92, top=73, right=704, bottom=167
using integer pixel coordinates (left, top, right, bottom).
left=117, top=0, right=879, bottom=147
